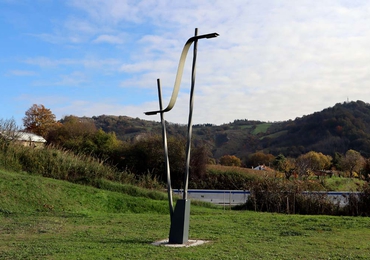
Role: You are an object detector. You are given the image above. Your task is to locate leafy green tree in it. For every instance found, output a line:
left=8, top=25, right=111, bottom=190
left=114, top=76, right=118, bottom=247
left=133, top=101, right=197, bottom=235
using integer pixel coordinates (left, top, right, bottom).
left=273, top=154, right=295, bottom=179
left=122, top=135, right=186, bottom=187
left=332, top=152, right=343, bottom=171
left=73, top=129, right=121, bottom=160
left=47, top=115, right=121, bottom=161
left=273, top=154, right=286, bottom=171
left=190, top=145, right=211, bottom=181
left=47, top=115, right=96, bottom=146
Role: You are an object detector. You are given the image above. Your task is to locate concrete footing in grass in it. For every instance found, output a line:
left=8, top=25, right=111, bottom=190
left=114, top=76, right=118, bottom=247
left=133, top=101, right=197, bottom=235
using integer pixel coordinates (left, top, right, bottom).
left=152, top=239, right=209, bottom=247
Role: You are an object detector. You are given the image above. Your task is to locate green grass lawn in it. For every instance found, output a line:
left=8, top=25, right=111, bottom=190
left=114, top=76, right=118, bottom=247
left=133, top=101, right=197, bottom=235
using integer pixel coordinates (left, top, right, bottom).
left=239, top=125, right=253, bottom=130
left=1, top=170, right=370, bottom=259
left=324, top=176, right=365, bottom=191
left=2, top=211, right=370, bottom=259
left=252, top=123, right=272, bottom=135
left=260, top=130, right=288, bottom=140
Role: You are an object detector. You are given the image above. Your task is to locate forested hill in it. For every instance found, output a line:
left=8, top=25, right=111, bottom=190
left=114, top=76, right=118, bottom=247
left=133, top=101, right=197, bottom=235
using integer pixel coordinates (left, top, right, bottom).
left=88, top=100, right=370, bottom=159
left=260, top=100, right=370, bottom=157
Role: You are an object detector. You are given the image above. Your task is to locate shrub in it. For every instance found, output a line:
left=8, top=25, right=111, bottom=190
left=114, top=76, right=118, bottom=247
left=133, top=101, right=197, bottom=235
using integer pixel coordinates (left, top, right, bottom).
left=243, top=178, right=340, bottom=215
left=0, top=143, right=134, bottom=186
left=343, top=183, right=370, bottom=216
left=189, top=165, right=260, bottom=189
left=219, top=155, right=241, bottom=167
left=238, top=178, right=370, bottom=216
left=121, top=135, right=186, bottom=187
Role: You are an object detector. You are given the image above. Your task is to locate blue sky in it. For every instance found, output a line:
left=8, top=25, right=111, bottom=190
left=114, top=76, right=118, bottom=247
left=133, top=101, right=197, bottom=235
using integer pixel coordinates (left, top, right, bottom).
left=1, top=0, right=370, bottom=126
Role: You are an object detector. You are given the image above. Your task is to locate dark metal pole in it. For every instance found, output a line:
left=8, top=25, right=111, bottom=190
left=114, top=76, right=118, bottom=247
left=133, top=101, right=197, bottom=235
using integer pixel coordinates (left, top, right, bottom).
left=183, top=28, right=198, bottom=200
left=157, top=78, right=174, bottom=217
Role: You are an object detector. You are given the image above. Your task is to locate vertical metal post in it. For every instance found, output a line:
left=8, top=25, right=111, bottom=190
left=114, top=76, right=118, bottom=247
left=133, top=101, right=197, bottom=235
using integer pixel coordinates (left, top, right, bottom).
left=229, top=191, right=231, bottom=209
left=183, top=28, right=198, bottom=200
left=157, top=78, right=174, bottom=218
left=169, top=28, right=198, bottom=244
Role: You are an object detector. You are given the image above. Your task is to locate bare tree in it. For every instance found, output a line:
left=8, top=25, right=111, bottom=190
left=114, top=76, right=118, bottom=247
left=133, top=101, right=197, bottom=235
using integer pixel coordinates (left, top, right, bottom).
left=0, top=118, right=21, bottom=145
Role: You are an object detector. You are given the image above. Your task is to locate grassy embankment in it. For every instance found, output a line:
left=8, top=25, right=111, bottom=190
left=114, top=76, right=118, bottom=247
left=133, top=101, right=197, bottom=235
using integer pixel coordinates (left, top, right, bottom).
left=1, top=169, right=370, bottom=259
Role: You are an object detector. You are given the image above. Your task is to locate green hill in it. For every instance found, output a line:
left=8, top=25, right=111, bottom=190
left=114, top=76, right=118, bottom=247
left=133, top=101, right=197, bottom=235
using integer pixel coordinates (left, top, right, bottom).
left=257, top=100, right=370, bottom=157
left=86, top=100, right=370, bottom=160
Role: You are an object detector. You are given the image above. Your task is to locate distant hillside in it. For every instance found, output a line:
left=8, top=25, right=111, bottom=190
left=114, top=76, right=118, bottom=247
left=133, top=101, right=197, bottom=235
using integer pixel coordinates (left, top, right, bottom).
left=87, top=100, right=370, bottom=160
left=260, top=100, right=370, bottom=157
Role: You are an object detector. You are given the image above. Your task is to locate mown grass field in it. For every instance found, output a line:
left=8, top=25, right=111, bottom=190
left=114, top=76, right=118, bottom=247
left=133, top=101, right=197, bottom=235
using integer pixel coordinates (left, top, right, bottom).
left=252, top=123, right=272, bottom=135
left=1, top=170, right=370, bottom=259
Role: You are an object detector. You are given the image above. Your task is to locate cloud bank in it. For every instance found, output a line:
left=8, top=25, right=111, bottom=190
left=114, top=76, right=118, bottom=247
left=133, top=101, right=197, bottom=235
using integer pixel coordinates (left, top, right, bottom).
left=2, top=0, right=370, bottom=125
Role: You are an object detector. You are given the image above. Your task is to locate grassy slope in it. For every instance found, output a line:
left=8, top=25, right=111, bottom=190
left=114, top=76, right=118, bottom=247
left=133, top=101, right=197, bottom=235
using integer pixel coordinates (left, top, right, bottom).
left=1, top=170, right=370, bottom=259
left=0, top=170, right=169, bottom=215
left=324, top=176, right=365, bottom=191
left=252, top=123, right=272, bottom=135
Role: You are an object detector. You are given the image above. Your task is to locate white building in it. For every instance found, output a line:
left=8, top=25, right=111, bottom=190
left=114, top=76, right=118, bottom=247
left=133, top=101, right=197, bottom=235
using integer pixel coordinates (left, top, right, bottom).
left=1, top=131, right=46, bottom=148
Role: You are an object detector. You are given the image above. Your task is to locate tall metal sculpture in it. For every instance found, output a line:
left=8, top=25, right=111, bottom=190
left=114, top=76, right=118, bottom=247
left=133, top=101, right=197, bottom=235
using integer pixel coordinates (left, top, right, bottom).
left=145, top=28, right=218, bottom=244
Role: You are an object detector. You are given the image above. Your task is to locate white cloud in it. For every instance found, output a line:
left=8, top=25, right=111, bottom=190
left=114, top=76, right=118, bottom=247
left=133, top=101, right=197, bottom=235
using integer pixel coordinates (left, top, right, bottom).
left=67, top=0, right=144, bottom=24
left=6, top=70, right=36, bottom=76
left=23, top=57, right=74, bottom=67
left=55, top=71, right=88, bottom=86
left=31, top=71, right=88, bottom=87
left=5, top=0, right=370, bottom=125
left=93, top=34, right=125, bottom=44
left=23, top=57, right=120, bottom=70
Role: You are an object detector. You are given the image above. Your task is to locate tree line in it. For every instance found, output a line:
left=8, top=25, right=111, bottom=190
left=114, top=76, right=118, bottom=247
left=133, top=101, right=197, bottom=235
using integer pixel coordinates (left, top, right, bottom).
left=218, top=149, right=369, bottom=181
left=4, top=104, right=207, bottom=188
left=2, top=104, right=370, bottom=188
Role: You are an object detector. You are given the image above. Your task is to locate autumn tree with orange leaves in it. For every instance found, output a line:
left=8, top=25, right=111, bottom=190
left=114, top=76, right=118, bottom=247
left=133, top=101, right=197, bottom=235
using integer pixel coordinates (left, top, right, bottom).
left=219, top=155, right=241, bottom=167
left=23, top=104, right=58, bottom=138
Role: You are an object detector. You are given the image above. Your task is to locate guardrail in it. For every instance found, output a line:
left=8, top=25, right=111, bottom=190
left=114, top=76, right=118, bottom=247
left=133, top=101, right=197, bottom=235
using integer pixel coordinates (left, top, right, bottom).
left=174, top=189, right=250, bottom=205
left=173, top=189, right=361, bottom=206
